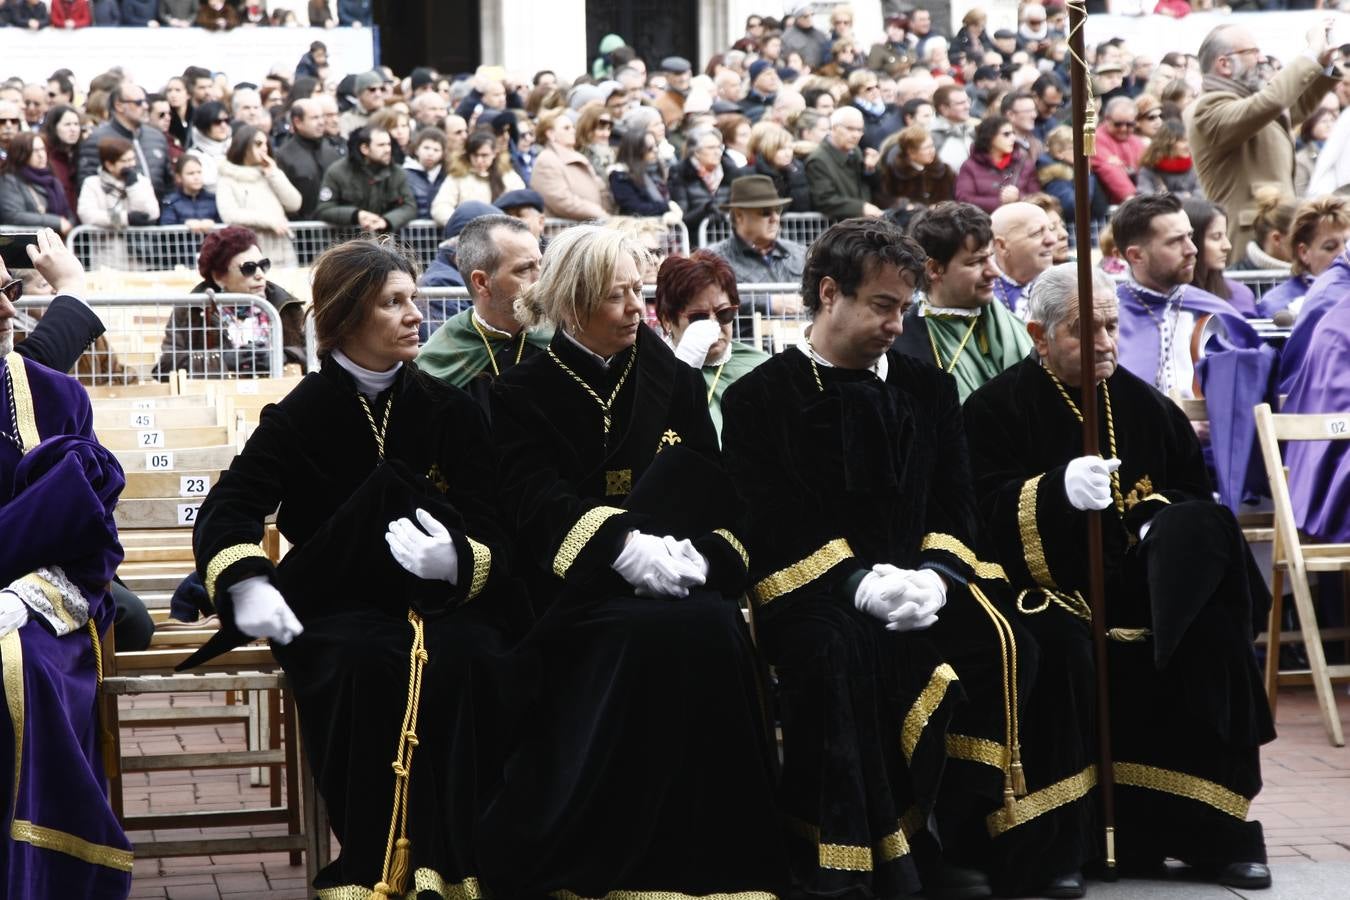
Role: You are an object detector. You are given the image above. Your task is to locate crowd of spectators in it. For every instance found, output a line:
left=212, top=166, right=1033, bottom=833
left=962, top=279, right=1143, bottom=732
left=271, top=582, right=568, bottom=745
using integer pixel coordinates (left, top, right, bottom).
left=0, top=2, right=1347, bottom=308
left=0, top=0, right=372, bottom=29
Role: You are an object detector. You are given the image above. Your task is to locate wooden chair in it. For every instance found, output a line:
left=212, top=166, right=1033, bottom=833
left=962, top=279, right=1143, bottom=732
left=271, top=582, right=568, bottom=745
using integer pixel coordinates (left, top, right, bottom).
left=1253, top=403, right=1350, bottom=746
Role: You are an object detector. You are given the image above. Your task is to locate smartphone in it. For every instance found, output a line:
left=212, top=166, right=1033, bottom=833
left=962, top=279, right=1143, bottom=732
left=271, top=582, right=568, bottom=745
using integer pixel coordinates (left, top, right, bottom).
left=0, top=233, right=39, bottom=271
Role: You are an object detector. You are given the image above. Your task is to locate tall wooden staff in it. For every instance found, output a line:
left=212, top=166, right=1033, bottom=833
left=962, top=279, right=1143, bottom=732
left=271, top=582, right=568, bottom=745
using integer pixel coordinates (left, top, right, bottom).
left=1066, top=0, right=1118, bottom=880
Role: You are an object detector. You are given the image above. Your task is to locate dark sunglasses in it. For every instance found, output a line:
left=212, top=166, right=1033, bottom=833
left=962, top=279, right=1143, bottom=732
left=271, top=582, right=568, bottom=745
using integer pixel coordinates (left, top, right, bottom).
left=239, top=258, right=272, bottom=277
left=214, top=117, right=232, bottom=125
left=1, top=279, right=22, bottom=303
left=1139, top=111, right=1163, bottom=121
left=685, top=306, right=738, bottom=325
left=0, top=118, right=20, bottom=126
left=1109, top=120, right=1136, bottom=130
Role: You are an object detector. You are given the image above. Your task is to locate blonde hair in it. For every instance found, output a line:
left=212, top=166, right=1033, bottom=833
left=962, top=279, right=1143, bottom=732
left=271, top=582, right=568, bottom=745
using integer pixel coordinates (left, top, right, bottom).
left=747, top=121, right=793, bottom=164
left=1251, top=186, right=1297, bottom=253
left=514, top=225, right=651, bottom=330
left=1046, top=124, right=1073, bottom=158
left=536, top=108, right=570, bottom=147
left=1289, top=195, right=1350, bottom=276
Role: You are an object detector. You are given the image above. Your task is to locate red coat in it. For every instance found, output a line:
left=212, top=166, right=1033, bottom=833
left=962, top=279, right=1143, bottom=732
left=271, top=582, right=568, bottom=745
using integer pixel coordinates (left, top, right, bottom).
left=953, top=147, right=1040, bottom=213
left=1091, top=128, right=1147, bottom=204
left=50, top=0, right=91, bottom=26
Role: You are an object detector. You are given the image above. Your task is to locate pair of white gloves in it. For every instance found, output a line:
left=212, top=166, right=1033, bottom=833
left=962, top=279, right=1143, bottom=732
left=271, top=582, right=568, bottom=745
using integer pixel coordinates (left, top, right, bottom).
left=1064, top=455, right=1155, bottom=539
left=673, top=318, right=724, bottom=368
left=853, top=565, right=947, bottom=631
left=611, top=531, right=710, bottom=598
left=230, top=508, right=459, bottom=645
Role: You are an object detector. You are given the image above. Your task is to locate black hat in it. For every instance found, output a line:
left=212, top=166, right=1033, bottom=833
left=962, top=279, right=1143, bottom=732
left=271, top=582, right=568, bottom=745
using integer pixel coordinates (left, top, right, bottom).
left=495, top=188, right=545, bottom=213
left=660, top=56, right=692, bottom=74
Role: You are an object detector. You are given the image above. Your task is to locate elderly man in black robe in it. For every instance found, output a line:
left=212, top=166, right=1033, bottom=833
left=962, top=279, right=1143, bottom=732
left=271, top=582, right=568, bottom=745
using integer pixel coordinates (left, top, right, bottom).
left=722, top=218, right=1045, bottom=900
left=962, top=262, right=1275, bottom=895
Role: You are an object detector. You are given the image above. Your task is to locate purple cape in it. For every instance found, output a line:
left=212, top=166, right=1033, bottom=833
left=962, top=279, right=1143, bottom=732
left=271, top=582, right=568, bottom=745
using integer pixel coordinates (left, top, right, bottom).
left=1116, top=283, right=1261, bottom=392
left=0, top=355, right=132, bottom=899
left=1278, top=253, right=1350, bottom=394
left=1256, top=275, right=1310, bottom=319
left=1196, top=344, right=1279, bottom=512
left=1282, top=295, right=1350, bottom=543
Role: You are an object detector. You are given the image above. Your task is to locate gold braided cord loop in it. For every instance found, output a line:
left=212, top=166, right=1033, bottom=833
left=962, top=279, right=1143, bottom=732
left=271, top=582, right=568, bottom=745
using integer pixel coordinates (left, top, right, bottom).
left=372, top=610, right=429, bottom=898
left=465, top=537, right=491, bottom=601
left=1017, top=476, right=1057, bottom=589
left=356, top=392, right=394, bottom=460
left=1114, top=762, right=1251, bottom=820
left=1015, top=588, right=1092, bottom=622
left=946, top=734, right=1007, bottom=771
left=712, top=528, right=749, bottom=570
left=552, top=506, right=626, bottom=579
left=750, top=538, right=854, bottom=607
left=987, top=766, right=1098, bottom=837
left=919, top=533, right=1008, bottom=581
left=203, top=543, right=270, bottom=605
left=901, top=663, right=959, bottom=762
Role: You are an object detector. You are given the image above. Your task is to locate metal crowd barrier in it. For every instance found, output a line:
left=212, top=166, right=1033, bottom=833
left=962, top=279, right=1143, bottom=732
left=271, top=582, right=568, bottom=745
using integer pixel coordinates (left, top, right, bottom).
left=14, top=293, right=286, bottom=385
left=542, top=217, right=690, bottom=257
left=697, top=212, right=831, bottom=249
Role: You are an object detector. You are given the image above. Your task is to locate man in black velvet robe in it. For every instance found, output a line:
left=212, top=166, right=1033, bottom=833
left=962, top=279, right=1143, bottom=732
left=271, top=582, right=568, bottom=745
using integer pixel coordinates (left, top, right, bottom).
left=722, top=219, right=1043, bottom=900
left=962, top=263, right=1275, bottom=894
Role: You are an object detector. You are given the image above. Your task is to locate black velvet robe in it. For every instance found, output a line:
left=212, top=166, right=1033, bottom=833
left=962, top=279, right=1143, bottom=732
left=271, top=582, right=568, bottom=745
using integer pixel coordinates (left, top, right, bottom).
left=480, top=325, right=786, bottom=899
left=193, top=356, right=528, bottom=898
left=721, top=347, right=1039, bottom=898
left=963, top=357, right=1275, bottom=883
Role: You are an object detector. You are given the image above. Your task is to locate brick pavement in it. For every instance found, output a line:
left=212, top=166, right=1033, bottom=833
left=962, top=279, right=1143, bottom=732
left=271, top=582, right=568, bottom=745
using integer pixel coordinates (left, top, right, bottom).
left=123, top=687, right=1350, bottom=899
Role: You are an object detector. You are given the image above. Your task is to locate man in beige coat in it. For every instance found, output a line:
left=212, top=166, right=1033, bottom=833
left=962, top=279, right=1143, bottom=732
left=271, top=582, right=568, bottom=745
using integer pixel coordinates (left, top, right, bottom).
left=1187, top=21, right=1340, bottom=251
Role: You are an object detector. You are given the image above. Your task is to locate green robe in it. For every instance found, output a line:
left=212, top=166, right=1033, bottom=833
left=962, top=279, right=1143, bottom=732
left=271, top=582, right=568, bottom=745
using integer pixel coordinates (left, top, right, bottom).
left=417, top=309, right=554, bottom=389
left=703, top=341, right=770, bottom=440
left=897, top=300, right=1033, bottom=403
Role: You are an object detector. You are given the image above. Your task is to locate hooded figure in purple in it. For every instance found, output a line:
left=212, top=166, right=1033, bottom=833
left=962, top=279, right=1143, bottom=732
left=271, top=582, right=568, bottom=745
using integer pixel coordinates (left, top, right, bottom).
left=1282, top=291, right=1350, bottom=543
left=0, top=346, right=132, bottom=898
left=1278, top=247, right=1350, bottom=395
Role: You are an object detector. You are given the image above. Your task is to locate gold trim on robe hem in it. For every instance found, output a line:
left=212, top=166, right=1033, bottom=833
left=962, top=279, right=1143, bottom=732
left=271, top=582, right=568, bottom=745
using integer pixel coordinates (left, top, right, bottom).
left=5, top=351, right=40, bottom=453
left=946, top=733, right=1007, bottom=771
left=919, top=533, right=1008, bottom=581
left=552, top=506, right=625, bottom=578
left=2, top=628, right=133, bottom=872
left=712, top=528, right=750, bottom=570
left=787, top=807, right=922, bottom=873
left=552, top=890, right=779, bottom=900
left=465, top=537, right=491, bottom=601
left=750, top=538, right=854, bottom=607
left=987, top=766, right=1098, bottom=837
left=1017, top=475, right=1057, bottom=589
left=203, top=543, right=271, bottom=605
left=1114, top=761, right=1251, bottom=820
left=901, top=663, right=959, bottom=762
left=316, top=869, right=485, bottom=900
left=9, top=820, right=133, bottom=872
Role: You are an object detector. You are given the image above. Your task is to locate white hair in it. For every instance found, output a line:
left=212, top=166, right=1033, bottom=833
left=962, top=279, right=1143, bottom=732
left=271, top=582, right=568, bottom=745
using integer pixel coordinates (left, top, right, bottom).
left=1026, top=263, right=1118, bottom=333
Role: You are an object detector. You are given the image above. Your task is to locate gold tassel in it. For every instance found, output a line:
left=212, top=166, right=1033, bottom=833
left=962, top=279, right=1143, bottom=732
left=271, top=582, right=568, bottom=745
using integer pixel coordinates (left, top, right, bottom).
left=389, top=837, right=412, bottom=895
left=368, top=882, right=393, bottom=899
left=1003, top=778, right=1016, bottom=814
left=1011, top=746, right=1028, bottom=797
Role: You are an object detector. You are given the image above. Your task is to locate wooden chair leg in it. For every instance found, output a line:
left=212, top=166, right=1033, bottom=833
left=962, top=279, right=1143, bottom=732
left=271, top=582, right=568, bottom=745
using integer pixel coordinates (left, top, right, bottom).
left=1265, top=566, right=1285, bottom=718
left=267, top=688, right=282, bottom=807
left=282, top=687, right=303, bottom=868
left=1288, top=562, right=1345, bottom=746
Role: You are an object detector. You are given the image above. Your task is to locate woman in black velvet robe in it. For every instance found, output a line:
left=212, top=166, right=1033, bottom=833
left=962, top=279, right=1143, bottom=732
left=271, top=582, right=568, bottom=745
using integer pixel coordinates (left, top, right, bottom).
left=192, top=239, right=529, bottom=899
left=480, top=224, right=786, bottom=899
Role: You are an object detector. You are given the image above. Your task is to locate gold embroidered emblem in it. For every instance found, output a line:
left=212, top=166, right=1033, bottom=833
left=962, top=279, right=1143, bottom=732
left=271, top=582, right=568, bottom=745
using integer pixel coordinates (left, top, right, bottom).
left=426, top=463, right=450, bottom=494
left=656, top=429, right=682, bottom=454
left=605, top=469, right=633, bottom=496
left=1124, top=475, right=1154, bottom=510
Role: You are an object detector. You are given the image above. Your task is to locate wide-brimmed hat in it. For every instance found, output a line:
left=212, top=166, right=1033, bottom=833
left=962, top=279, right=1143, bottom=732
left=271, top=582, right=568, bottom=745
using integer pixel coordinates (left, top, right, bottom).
left=719, top=175, right=792, bottom=211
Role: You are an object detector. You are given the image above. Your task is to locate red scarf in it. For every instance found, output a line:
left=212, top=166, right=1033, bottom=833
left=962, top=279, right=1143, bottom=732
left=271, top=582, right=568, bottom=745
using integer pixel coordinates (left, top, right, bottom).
left=1154, top=155, right=1193, bottom=174
left=992, top=152, right=1013, bottom=170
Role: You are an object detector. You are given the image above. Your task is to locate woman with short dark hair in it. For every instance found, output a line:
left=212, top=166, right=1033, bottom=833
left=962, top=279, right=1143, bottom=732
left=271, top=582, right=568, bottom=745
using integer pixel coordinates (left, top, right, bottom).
left=191, top=237, right=526, bottom=899
left=0, top=132, right=76, bottom=235
left=953, top=114, right=1039, bottom=213
left=215, top=124, right=301, bottom=263
left=76, top=134, right=159, bottom=228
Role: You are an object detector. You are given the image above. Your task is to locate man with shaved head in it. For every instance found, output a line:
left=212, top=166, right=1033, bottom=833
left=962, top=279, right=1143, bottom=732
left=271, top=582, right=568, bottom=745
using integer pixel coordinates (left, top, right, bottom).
left=804, top=106, right=883, bottom=219
left=990, top=201, right=1057, bottom=318
left=1188, top=20, right=1339, bottom=250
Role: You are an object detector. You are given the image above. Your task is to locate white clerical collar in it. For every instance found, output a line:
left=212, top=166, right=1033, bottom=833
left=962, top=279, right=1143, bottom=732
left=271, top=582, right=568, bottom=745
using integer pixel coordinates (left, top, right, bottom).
left=562, top=328, right=614, bottom=370
left=472, top=308, right=516, bottom=338
left=1124, top=276, right=1185, bottom=304
left=804, top=341, right=889, bottom=381
left=920, top=297, right=981, bottom=318
left=332, top=347, right=401, bottom=399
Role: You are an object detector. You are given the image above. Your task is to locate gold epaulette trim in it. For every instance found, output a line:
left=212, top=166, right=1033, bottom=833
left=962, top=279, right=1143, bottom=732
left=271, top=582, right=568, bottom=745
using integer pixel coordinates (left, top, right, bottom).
left=750, top=538, right=853, bottom=607
left=1017, top=475, right=1057, bottom=589
left=204, top=543, right=270, bottom=605
left=712, top=528, right=749, bottom=570
left=919, top=532, right=1008, bottom=581
left=987, top=765, right=1098, bottom=836
left=1114, top=761, right=1251, bottom=820
left=901, top=663, right=958, bottom=762
left=1139, top=493, right=1171, bottom=505
left=552, top=506, right=625, bottom=579
left=466, top=537, right=491, bottom=601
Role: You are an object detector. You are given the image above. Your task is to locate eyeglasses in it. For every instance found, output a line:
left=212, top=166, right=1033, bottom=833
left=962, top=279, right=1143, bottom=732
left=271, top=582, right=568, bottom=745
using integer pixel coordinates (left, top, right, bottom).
left=1108, top=119, right=1135, bottom=129
left=155, top=110, right=172, bottom=118
left=238, top=258, right=272, bottom=277
left=1, top=279, right=22, bottom=303
left=685, top=306, right=738, bottom=325
left=596, top=119, right=613, bottom=127
left=215, top=117, right=232, bottom=125
left=121, top=98, right=149, bottom=107
left=1139, top=111, right=1163, bottom=121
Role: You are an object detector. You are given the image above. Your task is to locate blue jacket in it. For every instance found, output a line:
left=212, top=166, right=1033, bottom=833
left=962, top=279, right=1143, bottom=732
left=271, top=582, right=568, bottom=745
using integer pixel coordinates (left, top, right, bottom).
left=92, top=0, right=119, bottom=24
left=338, top=0, right=372, bottom=26
left=421, top=244, right=464, bottom=288
left=608, top=166, right=670, bottom=217
left=158, top=190, right=220, bottom=225
left=120, top=0, right=158, bottom=25
left=402, top=162, right=445, bottom=219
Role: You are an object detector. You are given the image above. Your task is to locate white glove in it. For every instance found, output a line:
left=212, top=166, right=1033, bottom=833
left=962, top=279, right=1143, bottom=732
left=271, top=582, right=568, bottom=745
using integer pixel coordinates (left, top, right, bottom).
left=662, top=200, right=684, bottom=226
left=612, top=531, right=707, bottom=598
left=0, top=590, right=30, bottom=638
left=854, top=568, right=897, bottom=621
left=385, top=508, right=459, bottom=584
left=885, top=568, right=946, bottom=633
left=1063, top=456, right=1122, bottom=511
left=228, top=576, right=303, bottom=644
left=673, top=318, right=722, bottom=368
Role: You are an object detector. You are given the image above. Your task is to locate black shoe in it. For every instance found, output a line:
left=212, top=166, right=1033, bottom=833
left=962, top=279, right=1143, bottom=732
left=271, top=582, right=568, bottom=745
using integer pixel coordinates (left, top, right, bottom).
left=1218, top=862, right=1272, bottom=889
left=1041, top=871, right=1085, bottom=899
left=920, top=859, right=992, bottom=900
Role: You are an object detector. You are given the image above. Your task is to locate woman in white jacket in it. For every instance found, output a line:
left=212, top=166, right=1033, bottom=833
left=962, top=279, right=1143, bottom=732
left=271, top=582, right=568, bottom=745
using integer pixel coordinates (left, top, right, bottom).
left=215, top=126, right=302, bottom=266
left=429, top=131, right=525, bottom=228
left=77, top=134, right=162, bottom=269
